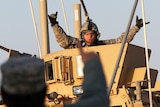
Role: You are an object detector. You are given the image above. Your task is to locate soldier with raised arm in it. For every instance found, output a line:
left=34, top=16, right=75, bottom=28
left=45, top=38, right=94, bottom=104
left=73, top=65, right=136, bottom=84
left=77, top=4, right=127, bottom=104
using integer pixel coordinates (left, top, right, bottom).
left=48, top=12, right=149, bottom=49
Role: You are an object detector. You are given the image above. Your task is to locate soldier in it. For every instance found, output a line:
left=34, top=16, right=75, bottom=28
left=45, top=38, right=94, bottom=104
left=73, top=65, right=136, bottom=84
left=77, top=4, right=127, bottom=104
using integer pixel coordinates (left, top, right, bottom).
left=48, top=12, right=149, bottom=49
left=64, top=42, right=109, bottom=107
left=0, top=57, right=46, bottom=107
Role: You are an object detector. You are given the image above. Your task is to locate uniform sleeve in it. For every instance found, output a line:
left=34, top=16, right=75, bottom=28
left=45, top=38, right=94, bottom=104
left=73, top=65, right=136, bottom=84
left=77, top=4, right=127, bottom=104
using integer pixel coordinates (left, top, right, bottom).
left=64, top=60, right=109, bottom=107
left=116, top=25, right=140, bottom=43
left=52, top=24, right=80, bottom=49
left=102, top=25, right=140, bottom=45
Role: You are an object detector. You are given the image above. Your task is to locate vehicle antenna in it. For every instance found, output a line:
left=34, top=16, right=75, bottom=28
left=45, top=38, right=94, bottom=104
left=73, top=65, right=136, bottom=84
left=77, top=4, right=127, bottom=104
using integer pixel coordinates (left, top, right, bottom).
left=61, top=0, right=70, bottom=35
left=80, top=0, right=90, bottom=22
left=108, top=0, right=139, bottom=94
left=29, top=0, right=42, bottom=58
left=141, top=0, right=153, bottom=106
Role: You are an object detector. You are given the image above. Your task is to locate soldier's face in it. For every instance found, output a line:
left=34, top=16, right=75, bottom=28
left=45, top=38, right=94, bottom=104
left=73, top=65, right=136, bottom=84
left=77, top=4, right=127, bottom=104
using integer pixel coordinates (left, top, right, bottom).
left=83, top=31, right=96, bottom=44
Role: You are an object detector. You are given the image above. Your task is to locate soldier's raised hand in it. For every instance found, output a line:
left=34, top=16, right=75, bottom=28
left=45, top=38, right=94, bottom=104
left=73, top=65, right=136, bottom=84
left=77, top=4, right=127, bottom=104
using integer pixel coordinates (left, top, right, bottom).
left=48, top=12, right=58, bottom=26
left=136, top=16, right=150, bottom=29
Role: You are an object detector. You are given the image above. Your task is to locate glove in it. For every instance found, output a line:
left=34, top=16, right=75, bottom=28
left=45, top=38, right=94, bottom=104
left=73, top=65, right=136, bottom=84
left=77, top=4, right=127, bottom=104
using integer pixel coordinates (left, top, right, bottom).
left=48, top=12, right=58, bottom=26
left=136, top=15, right=150, bottom=29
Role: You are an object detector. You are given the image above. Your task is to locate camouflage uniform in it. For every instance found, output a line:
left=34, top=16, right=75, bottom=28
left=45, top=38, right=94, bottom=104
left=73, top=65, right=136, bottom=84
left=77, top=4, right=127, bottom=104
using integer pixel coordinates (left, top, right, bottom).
left=52, top=23, right=140, bottom=49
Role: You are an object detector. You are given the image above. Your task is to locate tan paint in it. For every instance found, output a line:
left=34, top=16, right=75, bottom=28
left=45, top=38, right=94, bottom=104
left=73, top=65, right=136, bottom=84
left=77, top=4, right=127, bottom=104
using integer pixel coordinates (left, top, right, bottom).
left=42, top=43, right=160, bottom=107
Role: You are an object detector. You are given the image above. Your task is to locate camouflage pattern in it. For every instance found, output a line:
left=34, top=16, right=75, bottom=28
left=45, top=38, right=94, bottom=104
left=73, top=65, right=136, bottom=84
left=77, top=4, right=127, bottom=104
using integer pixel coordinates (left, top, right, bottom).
left=1, top=56, right=45, bottom=95
left=52, top=23, right=140, bottom=49
left=53, top=24, right=81, bottom=49
left=80, top=21, right=100, bottom=39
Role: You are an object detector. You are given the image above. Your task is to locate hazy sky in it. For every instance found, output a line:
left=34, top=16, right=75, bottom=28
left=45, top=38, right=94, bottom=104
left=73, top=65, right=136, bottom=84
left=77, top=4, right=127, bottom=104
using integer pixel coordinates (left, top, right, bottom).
left=0, top=0, right=160, bottom=80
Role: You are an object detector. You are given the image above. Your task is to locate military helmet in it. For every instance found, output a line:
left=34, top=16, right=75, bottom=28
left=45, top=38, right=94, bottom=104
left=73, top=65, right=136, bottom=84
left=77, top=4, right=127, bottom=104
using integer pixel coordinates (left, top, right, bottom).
left=80, top=21, right=100, bottom=39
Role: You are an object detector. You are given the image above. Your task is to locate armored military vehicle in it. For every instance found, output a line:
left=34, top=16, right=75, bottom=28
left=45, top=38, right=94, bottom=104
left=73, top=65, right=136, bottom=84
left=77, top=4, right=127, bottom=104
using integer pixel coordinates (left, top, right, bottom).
left=41, top=0, right=160, bottom=107
left=1, top=0, right=160, bottom=107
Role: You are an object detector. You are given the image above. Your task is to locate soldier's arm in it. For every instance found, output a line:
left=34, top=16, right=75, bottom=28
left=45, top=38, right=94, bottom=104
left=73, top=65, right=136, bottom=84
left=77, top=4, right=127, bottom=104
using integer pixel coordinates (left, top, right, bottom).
left=48, top=12, right=80, bottom=49
left=116, top=25, right=140, bottom=43
left=115, top=16, right=150, bottom=43
left=102, top=25, right=139, bottom=45
left=53, top=24, right=80, bottom=49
